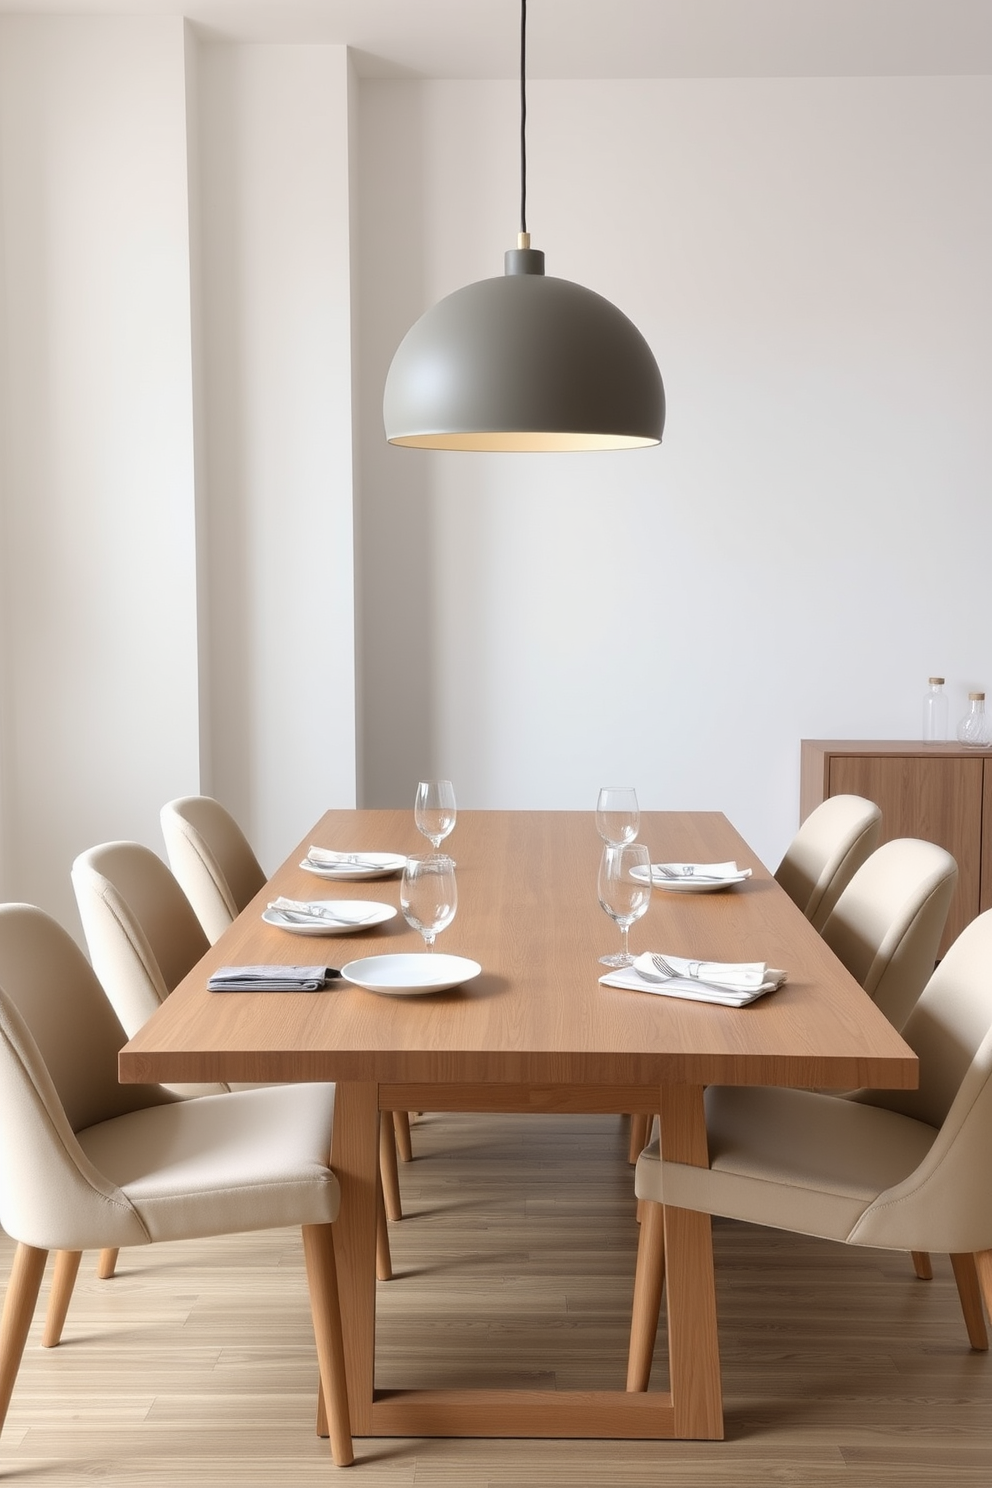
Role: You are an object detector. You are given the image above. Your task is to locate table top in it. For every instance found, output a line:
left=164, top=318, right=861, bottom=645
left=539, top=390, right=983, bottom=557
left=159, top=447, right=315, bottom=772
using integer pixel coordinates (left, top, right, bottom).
left=119, top=809, right=917, bottom=1092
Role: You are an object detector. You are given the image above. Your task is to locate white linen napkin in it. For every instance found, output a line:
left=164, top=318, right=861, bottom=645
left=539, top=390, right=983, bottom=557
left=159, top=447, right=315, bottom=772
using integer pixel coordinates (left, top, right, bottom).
left=306, top=846, right=383, bottom=869
left=208, top=964, right=336, bottom=991
left=268, top=897, right=372, bottom=924
left=599, top=953, right=786, bottom=1007
left=651, top=861, right=751, bottom=882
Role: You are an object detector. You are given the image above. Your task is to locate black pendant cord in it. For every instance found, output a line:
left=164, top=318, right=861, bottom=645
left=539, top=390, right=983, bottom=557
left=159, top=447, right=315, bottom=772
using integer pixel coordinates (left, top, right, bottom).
left=519, top=0, right=528, bottom=236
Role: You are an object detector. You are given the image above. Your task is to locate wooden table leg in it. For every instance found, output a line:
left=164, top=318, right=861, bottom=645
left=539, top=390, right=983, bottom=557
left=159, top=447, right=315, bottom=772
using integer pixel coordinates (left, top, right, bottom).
left=329, top=1081, right=380, bottom=1435
left=658, top=1084, right=723, bottom=1439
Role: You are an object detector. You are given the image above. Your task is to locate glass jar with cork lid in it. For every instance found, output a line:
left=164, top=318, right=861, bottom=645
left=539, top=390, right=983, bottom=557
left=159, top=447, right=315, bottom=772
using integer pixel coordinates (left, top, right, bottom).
left=956, top=692, right=992, bottom=749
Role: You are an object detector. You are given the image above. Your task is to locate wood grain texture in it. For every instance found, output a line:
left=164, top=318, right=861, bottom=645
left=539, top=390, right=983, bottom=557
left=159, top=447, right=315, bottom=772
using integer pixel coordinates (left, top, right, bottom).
left=120, top=810, right=916, bottom=1093
left=4, top=1112, right=992, bottom=1483
left=116, top=810, right=918, bottom=1444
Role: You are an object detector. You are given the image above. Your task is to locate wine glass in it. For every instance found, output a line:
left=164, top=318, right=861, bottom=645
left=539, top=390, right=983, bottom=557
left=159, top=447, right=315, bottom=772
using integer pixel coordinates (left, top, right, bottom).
left=415, top=779, right=457, bottom=849
left=598, top=842, right=651, bottom=967
left=401, top=853, right=457, bottom=952
left=596, top=786, right=640, bottom=846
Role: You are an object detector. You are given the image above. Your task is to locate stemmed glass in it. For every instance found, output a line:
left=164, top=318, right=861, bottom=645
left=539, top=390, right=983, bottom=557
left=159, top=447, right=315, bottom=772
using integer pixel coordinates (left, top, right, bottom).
left=401, top=854, right=457, bottom=952
left=596, top=786, right=640, bottom=847
left=598, top=842, right=651, bottom=967
left=415, top=779, right=457, bottom=850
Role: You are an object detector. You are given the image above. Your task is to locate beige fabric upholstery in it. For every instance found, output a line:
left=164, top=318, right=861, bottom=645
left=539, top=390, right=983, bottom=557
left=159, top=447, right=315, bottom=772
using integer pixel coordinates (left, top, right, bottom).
left=0, top=904, right=351, bottom=1463
left=635, top=907, right=992, bottom=1256
left=819, top=838, right=957, bottom=1031
left=71, top=841, right=227, bottom=1099
left=161, top=796, right=266, bottom=946
left=72, top=841, right=210, bottom=1036
left=775, top=795, right=882, bottom=931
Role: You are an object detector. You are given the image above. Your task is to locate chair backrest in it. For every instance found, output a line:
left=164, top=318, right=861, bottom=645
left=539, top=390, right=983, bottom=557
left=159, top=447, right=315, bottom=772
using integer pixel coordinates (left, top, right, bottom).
left=0, top=903, right=169, bottom=1250
left=71, top=840, right=210, bottom=1038
left=820, top=837, right=957, bottom=1030
left=850, top=907, right=992, bottom=1253
left=161, top=796, right=266, bottom=945
left=775, top=795, right=882, bottom=931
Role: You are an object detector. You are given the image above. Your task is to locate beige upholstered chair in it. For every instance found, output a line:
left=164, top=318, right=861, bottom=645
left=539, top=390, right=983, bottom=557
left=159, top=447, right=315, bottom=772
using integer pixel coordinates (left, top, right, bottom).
left=162, top=798, right=417, bottom=1172
left=627, top=906, right=992, bottom=1391
left=775, top=795, right=882, bottom=931
left=160, top=795, right=267, bottom=946
left=70, top=840, right=397, bottom=1276
left=71, top=841, right=225, bottom=1099
left=0, top=904, right=352, bottom=1465
left=819, top=837, right=957, bottom=1033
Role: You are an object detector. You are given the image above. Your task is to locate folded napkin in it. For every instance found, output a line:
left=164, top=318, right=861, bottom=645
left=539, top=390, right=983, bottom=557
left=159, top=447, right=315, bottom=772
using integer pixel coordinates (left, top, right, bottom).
left=306, top=846, right=383, bottom=869
left=208, top=964, right=337, bottom=992
left=268, top=897, right=371, bottom=924
left=652, top=861, right=751, bottom=882
left=600, top=952, right=786, bottom=1007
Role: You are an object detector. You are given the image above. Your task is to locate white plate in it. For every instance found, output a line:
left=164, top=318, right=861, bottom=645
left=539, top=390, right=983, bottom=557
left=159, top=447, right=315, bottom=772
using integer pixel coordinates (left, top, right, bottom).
left=301, top=852, right=407, bottom=881
left=632, top=866, right=751, bottom=894
left=340, top=952, right=482, bottom=995
left=262, top=901, right=398, bottom=936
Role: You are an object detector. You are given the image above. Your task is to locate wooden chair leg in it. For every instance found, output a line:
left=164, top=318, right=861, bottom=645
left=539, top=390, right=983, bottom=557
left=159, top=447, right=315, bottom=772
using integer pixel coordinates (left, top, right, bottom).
left=379, top=1114, right=403, bottom=1223
left=911, top=1250, right=933, bottom=1280
left=42, top=1250, right=82, bottom=1348
left=376, top=1177, right=393, bottom=1282
left=301, top=1223, right=353, bottom=1467
left=973, top=1249, right=992, bottom=1320
left=1, top=1243, right=48, bottom=1436
left=626, top=1199, right=666, bottom=1391
left=628, top=1113, right=650, bottom=1164
left=392, top=1110, right=413, bottom=1163
left=950, top=1252, right=989, bottom=1350
left=97, top=1247, right=119, bottom=1280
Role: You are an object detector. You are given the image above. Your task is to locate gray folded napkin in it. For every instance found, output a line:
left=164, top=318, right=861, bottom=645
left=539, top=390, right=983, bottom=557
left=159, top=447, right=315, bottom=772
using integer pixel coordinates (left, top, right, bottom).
left=208, top=964, right=338, bottom=992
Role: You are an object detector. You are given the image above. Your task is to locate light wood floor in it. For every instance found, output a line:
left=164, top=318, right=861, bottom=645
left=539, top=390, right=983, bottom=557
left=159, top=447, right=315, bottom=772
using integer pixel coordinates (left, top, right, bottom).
left=2, top=1111, right=992, bottom=1484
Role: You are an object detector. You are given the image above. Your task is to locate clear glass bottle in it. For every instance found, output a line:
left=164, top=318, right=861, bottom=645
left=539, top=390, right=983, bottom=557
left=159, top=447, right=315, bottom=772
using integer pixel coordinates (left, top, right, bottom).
left=922, top=677, right=948, bottom=742
left=956, top=692, right=992, bottom=749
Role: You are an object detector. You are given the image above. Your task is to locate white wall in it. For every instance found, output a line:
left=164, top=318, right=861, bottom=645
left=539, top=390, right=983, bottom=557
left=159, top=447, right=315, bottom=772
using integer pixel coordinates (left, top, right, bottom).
left=192, top=40, right=358, bottom=868
left=0, top=20, right=359, bottom=932
left=0, top=16, right=200, bottom=928
left=357, top=77, right=992, bottom=867
left=0, top=32, right=989, bottom=929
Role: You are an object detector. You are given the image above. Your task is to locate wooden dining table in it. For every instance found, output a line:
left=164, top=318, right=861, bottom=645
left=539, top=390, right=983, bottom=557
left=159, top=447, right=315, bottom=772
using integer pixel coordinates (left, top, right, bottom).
left=119, top=808, right=917, bottom=1442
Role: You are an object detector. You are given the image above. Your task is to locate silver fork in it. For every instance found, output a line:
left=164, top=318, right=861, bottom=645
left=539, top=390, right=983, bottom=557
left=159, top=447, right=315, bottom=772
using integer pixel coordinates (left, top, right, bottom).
left=652, top=954, right=702, bottom=980
left=272, top=901, right=369, bottom=924
left=652, top=864, right=692, bottom=879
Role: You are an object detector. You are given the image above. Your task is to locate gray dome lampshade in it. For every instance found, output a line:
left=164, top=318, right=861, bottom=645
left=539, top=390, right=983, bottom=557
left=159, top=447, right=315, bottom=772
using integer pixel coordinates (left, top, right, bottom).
left=383, top=247, right=665, bottom=452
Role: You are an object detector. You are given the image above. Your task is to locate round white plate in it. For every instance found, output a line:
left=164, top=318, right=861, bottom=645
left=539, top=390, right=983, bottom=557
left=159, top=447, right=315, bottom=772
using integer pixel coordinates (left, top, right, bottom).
left=340, top=952, right=482, bottom=995
left=301, top=852, right=407, bottom=881
left=632, top=866, right=750, bottom=895
left=262, top=901, right=397, bottom=936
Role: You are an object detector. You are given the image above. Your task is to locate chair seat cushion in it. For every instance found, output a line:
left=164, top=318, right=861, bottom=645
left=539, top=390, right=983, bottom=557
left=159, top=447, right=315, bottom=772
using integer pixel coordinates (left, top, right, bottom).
left=635, top=1085, right=937, bottom=1244
left=77, top=1082, right=338, bottom=1243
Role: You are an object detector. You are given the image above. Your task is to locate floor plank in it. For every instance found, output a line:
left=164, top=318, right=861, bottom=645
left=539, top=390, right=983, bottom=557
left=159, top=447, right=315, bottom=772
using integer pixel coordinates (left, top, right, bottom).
left=2, top=1111, right=991, bottom=1482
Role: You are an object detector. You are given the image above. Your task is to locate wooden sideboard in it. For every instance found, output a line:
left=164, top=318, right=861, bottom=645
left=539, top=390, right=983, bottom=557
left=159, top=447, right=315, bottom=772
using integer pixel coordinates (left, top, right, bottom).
left=800, top=740, right=992, bottom=957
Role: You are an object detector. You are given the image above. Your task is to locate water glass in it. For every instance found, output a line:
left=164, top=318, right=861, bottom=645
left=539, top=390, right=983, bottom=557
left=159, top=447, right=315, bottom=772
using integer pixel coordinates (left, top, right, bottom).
left=401, top=853, right=457, bottom=951
left=598, top=842, right=651, bottom=967
left=596, top=786, right=640, bottom=846
left=415, top=779, right=457, bottom=849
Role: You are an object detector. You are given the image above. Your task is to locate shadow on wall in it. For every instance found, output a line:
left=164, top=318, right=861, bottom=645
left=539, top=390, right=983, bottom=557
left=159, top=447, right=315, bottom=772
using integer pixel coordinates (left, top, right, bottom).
left=357, top=82, right=436, bottom=806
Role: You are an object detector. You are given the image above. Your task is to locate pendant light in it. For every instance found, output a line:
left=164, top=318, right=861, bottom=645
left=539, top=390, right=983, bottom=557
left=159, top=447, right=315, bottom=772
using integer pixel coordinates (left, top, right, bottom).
left=382, top=0, right=665, bottom=452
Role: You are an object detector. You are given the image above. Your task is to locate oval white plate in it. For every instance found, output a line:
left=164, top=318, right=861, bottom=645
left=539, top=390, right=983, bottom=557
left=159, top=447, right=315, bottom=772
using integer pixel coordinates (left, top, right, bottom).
left=301, top=852, right=407, bottom=881
left=262, top=901, right=397, bottom=936
left=631, top=867, right=751, bottom=895
left=340, top=953, right=482, bottom=995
